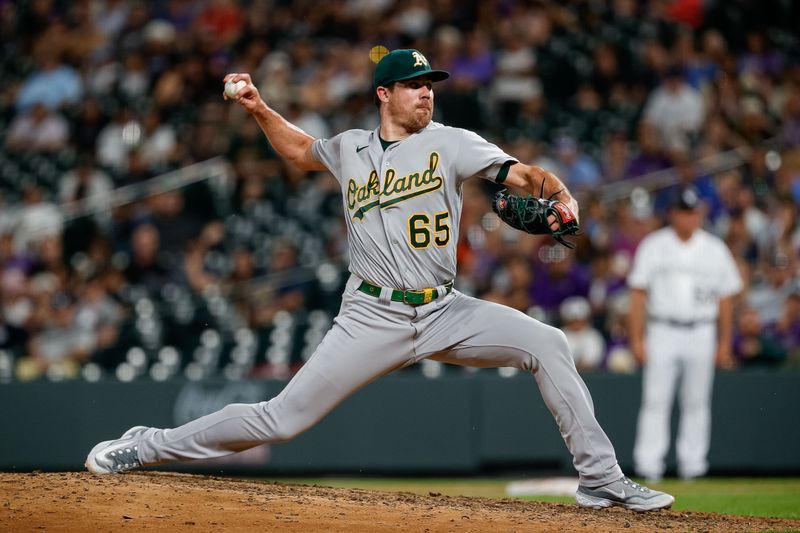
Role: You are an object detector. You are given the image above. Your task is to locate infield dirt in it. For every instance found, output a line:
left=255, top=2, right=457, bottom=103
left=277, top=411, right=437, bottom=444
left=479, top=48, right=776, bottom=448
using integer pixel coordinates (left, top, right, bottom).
left=1, top=472, right=798, bottom=532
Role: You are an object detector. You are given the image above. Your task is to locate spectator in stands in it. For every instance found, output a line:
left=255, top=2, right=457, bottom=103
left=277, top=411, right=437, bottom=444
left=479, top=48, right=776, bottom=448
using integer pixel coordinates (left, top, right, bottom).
left=13, top=184, right=63, bottom=255
left=28, top=235, right=69, bottom=290
left=530, top=248, right=590, bottom=317
left=285, top=100, right=330, bottom=141
left=603, top=293, right=637, bottom=374
left=767, top=290, right=800, bottom=366
left=734, top=306, right=787, bottom=368
left=228, top=116, right=277, bottom=169
left=672, top=29, right=719, bottom=93
left=510, top=94, right=553, bottom=144
left=15, top=46, right=82, bottom=112
left=5, top=103, right=69, bottom=153
left=747, top=249, right=797, bottom=325
left=720, top=208, right=761, bottom=266
left=138, top=108, right=178, bottom=170
left=490, top=26, right=540, bottom=123
left=74, top=275, right=124, bottom=355
left=1, top=267, right=32, bottom=335
left=600, top=130, right=632, bottom=182
left=71, top=98, right=108, bottom=154
left=587, top=250, right=628, bottom=322
left=696, top=114, right=746, bottom=158
left=642, top=66, right=705, bottom=152
left=18, top=292, right=94, bottom=381
left=552, top=135, right=601, bottom=191
left=149, top=190, right=208, bottom=256
left=738, top=30, right=783, bottom=79
left=0, top=309, right=27, bottom=354
left=118, top=51, right=151, bottom=104
left=781, top=90, right=800, bottom=148
left=58, top=154, right=114, bottom=229
left=560, top=296, right=605, bottom=372
left=449, top=29, right=495, bottom=88
left=116, top=1, right=151, bottom=55
left=267, top=240, right=307, bottom=314
left=95, top=107, right=137, bottom=174
left=482, top=254, right=534, bottom=313
left=123, top=223, right=173, bottom=296
left=195, top=0, right=245, bottom=49
left=591, top=42, right=625, bottom=104
left=119, top=150, right=152, bottom=185
left=624, top=121, right=671, bottom=180
left=654, top=148, right=723, bottom=221
left=765, top=200, right=799, bottom=253
left=637, top=38, right=671, bottom=91
left=608, top=200, right=658, bottom=260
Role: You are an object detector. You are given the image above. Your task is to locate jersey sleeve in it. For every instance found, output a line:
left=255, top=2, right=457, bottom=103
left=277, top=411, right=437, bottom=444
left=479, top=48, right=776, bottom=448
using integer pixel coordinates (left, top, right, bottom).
left=454, top=129, right=517, bottom=183
left=311, top=133, right=346, bottom=181
left=627, top=238, right=654, bottom=290
left=715, top=241, right=744, bottom=297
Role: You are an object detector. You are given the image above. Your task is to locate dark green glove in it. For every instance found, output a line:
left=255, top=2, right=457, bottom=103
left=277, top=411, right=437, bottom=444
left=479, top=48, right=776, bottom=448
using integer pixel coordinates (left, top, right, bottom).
left=492, top=190, right=580, bottom=248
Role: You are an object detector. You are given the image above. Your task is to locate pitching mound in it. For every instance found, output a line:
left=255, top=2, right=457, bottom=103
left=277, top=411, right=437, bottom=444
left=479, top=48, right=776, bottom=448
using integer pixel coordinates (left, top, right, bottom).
left=1, top=472, right=798, bottom=532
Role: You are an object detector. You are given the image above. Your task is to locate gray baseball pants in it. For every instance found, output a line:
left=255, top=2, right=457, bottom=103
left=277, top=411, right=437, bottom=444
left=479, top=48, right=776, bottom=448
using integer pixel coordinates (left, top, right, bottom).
left=137, top=275, right=623, bottom=486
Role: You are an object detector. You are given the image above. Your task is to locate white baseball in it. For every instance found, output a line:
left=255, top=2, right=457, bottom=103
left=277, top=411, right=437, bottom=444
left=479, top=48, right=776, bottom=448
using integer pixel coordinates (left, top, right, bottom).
left=224, top=80, right=246, bottom=98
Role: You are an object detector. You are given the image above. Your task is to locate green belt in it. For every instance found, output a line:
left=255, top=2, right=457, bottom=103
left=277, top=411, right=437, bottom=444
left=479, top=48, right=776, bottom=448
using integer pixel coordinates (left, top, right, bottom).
left=357, top=280, right=453, bottom=306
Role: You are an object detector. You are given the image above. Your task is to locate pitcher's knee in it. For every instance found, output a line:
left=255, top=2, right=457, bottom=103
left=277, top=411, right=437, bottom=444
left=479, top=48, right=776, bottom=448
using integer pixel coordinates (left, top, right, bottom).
left=269, top=425, right=302, bottom=443
left=535, top=327, right=574, bottom=367
left=508, top=325, right=572, bottom=371
left=255, top=400, right=313, bottom=443
left=552, top=328, right=571, bottom=353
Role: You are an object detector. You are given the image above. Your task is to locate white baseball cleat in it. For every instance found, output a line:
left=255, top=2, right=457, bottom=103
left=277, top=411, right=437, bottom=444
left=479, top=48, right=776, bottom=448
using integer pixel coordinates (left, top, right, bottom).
left=575, top=476, right=674, bottom=512
left=85, top=426, right=148, bottom=474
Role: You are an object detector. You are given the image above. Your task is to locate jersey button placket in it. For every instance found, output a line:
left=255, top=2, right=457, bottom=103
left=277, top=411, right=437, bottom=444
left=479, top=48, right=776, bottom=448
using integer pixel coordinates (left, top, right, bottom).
left=380, top=145, right=411, bottom=288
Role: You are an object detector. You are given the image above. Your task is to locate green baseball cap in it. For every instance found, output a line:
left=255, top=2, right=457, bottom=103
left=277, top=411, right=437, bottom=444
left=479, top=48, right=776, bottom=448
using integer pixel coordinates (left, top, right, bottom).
left=373, top=49, right=450, bottom=88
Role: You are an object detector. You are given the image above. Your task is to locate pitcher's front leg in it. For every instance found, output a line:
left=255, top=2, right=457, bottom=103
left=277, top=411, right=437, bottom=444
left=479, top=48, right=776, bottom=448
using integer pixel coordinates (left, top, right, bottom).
left=419, top=294, right=623, bottom=487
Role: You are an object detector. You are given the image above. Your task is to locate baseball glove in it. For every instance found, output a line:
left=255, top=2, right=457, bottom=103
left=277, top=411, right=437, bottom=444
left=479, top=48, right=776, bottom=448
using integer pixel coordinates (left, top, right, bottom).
left=492, top=189, right=580, bottom=248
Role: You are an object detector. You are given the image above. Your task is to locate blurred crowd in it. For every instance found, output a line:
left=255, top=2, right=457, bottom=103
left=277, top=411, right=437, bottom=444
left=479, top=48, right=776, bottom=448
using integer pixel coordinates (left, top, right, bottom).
left=0, top=0, right=799, bottom=382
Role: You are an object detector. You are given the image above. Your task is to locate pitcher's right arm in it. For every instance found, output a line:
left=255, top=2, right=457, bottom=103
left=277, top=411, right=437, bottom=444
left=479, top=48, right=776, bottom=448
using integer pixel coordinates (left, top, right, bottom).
left=223, top=73, right=326, bottom=172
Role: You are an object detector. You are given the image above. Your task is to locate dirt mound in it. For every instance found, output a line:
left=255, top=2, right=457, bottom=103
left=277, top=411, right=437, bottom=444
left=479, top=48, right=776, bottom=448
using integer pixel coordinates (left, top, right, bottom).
left=1, top=472, right=797, bottom=532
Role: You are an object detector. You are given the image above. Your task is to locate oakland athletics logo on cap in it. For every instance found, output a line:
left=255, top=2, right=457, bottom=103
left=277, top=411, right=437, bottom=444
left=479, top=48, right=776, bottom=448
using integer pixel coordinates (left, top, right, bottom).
left=373, top=48, right=450, bottom=88
left=411, top=51, right=429, bottom=67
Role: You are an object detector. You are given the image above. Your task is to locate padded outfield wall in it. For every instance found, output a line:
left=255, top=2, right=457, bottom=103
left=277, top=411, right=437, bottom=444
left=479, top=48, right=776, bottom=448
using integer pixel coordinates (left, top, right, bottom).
left=1, top=371, right=798, bottom=474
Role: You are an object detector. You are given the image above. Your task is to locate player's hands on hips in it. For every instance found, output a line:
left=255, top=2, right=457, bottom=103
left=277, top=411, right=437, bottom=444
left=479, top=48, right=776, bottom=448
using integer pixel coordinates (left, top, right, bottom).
left=222, top=73, right=262, bottom=113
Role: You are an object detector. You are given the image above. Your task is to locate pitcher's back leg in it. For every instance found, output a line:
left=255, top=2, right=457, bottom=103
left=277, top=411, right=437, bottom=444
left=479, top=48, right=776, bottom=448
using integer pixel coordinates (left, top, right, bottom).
left=134, top=289, right=417, bottom=467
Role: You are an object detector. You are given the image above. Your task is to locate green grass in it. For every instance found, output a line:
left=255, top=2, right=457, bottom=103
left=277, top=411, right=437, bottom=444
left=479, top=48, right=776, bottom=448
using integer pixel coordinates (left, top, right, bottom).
left=256, top=476, right=800, bottom=519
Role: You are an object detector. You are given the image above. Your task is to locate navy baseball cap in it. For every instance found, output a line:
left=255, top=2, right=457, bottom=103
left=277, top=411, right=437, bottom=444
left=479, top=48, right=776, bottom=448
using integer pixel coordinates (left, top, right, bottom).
left=373, top=49, right=449, bottom=88
left=671, top=185, right=701, bottom=210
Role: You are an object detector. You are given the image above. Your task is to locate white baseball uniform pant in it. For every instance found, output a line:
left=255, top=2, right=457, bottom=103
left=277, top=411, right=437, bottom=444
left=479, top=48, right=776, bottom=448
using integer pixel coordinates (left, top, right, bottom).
left=633, top=321, right=716, bottom=479
left=136, top=275, right=623, bottom=486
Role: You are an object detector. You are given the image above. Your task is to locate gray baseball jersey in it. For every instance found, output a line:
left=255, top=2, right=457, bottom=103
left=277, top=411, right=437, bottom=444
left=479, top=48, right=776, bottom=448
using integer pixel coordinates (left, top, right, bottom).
left=108, top=122, right=624, bottom=488
left=312, top=122, right=514, bottom=289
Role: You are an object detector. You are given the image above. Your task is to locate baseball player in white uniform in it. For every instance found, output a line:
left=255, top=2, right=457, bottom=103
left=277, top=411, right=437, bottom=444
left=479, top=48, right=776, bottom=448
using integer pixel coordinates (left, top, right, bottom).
left=628, top=186, right=742, bottom=481
left=86, top=49, right=673, bottom=511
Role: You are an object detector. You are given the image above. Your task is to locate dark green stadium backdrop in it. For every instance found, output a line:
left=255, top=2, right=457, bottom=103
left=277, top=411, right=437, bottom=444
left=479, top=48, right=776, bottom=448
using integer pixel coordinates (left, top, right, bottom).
left=1, top=372, right=798, bottom=473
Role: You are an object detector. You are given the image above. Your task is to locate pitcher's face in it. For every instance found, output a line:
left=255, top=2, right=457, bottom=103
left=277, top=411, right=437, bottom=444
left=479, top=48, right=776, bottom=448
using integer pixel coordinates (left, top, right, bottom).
left=385, top=77, right=434, bottom=132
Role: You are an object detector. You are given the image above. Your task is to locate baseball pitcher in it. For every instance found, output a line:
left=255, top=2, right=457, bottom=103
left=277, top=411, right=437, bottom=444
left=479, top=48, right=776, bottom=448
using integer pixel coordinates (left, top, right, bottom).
left=86, top=49, right=673, bottom=511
